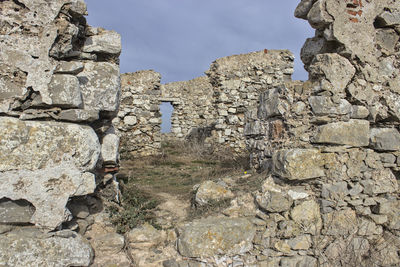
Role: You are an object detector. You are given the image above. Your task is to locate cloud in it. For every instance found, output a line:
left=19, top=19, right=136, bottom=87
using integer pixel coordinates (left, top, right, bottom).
left=85, top=0, right=314, bottom=82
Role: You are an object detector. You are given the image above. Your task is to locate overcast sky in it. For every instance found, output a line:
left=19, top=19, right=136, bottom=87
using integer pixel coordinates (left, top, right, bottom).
left=85, top=0, right=314, bottom=84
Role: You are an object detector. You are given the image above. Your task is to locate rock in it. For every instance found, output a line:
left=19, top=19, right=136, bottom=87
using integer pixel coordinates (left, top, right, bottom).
left=48, top=74, right=82, bottom=108
left=376, top=9, right=400, bottom=27
left=0, top=117, right=100, bottom=172
left=272, top=149, right=328, bottom=180
left=351, top=105, right=369, bottom=119
left=323, top=208, right=357, bottom=236
left=126, top=223, right=165, bottom=249
left=307, top=0, right=333, bottom=29
left=91, top=233, right=125, bottom=254
left=195, top=180, right=234, bottom=206
left=222, top=193, right=257, bottom=217
left=258, top=86, right=287, bottom=119
left=358, top=217, right=383, bottom=236
left=313, top=120, right=369, bottom=146
left=123, top=115, right=137, bottom=126
left=0, top=198, right=35, bottom=224
left=54, top=61, right=84, bottom=75
left=101, top=132, right=120, bottom=165
left=291, top=200, right=322, bottom=234
left=287, top=189, right=309, bottom=200
left=370, top=128, right=400, bottom=151
left=286, top=235, right=312, bottom=250
left=300, top=36, right=327, bottom=66
left=361, top=169, right=398, bottom=195
left=280, top=256, right=317, bottom=267
left=58, top=109, right=99, bottom=122
left=67, top=201, right=90, bottom=219
left=309, top=53, right=355, bottom=94
left=177, top=217, right=256, bottom=257
left=295, top=0, right=317, bottom=19
left=321, top=182, right=349, bottom=200
left=0, top=230, right=93, bottom=266
left=256, top=190, right=293, bottom=213
left=308, top=96, right=351, bottom=115
left=82, top=30, right=122, bottom=55
left=376, top=28, right=399, bottom=55
left=77, top=61, right=120, bottom=113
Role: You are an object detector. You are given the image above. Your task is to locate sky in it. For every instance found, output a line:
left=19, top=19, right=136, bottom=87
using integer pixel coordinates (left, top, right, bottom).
left=84, top=0, right=315, bottom=132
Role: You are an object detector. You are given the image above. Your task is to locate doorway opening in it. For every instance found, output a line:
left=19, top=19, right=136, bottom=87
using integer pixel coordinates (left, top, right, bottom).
left=160, top=102, right=173, bottom=133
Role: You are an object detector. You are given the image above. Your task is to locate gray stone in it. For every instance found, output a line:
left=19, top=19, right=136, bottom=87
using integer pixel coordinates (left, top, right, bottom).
left=280, top=256, right=317, bottom=267
left=351, top=105, right=370, bottom=119
left=67, top=202, right=90, bottom=219
left=323, top=208, right=358, bottom=236
left=286, top=235, right=312, bottom=250
left=272, top=149, right=329, bottom=180
left=376, top=10, right=400, bottom=27
left=48, top=74, right=82, bottom=108
left=58, top=109, right=99, bottom=122
left=195, top=180, right=234, bottom=206
left=291, top=200, right=322, bottom=234
left=376, top=28, right=399, bottom=55
left=0, top=230, right=93, bottom=266
left=309, top=53, right=355, bottom=94
left=321, top=182, right=349, bottom=200
left=0, top=198, right=35, bottom=224
left=82, top=30, right=121, bottom=55
left=308, top=96, right=351, bottom=115
left=91, top=233, right=125, bottom=254
left=361, top=169, right=398, bottom=195
left=54, top=61, right=84, bottom=75
left=123, top=115, right=137, bottom=126
left=101, top=132, right=120, bottom=165
left=0, top=117, right=100, bottom=172
left=295, top=0, right=317, bottom=19
left=77, top=62, right=120, bottom=112
left=307, top=0, right=333, bottom=29
left=300, top=36, right=327, bottom=66
left=177, top=217, right=256, bottom=257
left=370, top=128, right=400, bottom=151
left=258, top=86, right=287, bottom=119
left=125, top=223, right=165, bottom=249
left=313, top=120, right=369, bottom=146
left=256, top=190, right=293, bottom=213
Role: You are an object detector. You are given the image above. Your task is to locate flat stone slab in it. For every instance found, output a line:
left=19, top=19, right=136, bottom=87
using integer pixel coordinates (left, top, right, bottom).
left=313, top=120, right=369, bottom=147
left=177, top=217, right=256, bottom=257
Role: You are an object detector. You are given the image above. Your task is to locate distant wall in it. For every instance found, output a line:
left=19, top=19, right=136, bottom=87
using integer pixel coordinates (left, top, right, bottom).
left=114, top=71, right=161, bottom=158
left=161, top=76, right=215, bottom=139
left=207, top=50, right=294, bottom=152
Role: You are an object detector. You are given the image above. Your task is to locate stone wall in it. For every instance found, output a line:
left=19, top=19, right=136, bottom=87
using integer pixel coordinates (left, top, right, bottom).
left=207, top=50, right=294, bottom=153
left=113, top=71, right=162, bottom=158
left=244, top=0, right=400, bottom=265
left=0, top=0, right=121, bottom=265
left=161, top=76, right=215, bottom=140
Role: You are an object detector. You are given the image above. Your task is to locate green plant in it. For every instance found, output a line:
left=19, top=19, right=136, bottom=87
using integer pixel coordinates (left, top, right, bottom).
left=107, top=183, right=160, bottom=234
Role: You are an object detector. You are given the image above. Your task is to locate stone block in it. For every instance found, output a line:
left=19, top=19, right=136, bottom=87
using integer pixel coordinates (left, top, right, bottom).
left=48, top=74, right=82, bottom=108
left=177, top=217, right=256, bottom=257
left=54, top=61, right=84, bottom=75
left=101, top=133, right=120, bottom=165
left=370, top=128, right=400, bottom=151
left=291, top=200, right=322, bottom=234
left=0, top=230, right=93, bottom=266
left=308, top=96, right=351, bottom=115
left=58, top=109, right=99, bottom=122
left=295, top=0, right=317, bottom=19
left=82, top=30, right=121, bottom=55
left=309, top=53, right=355, bottom=94
left=323, top=208, right=357, bottom=236
left=313, top=119, right=369, bottom=146
left=195, top=180, right=234, bottom=206
left=77, top=62, right=120, bottom=112
left=272, top=149, right=327, bottom=180
left=258, top=86, right=287, bottom=119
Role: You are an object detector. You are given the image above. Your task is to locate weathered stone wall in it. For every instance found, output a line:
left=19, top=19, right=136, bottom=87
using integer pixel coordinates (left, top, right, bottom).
left=244, top=0, right=400, bottom=266
left=207, top=50, right=294, bottom=153
left=161, top=76, right=215, bottom=139
left=114, top=71, right=162, bottom=158
left=0, top=0, right=121, bottom=265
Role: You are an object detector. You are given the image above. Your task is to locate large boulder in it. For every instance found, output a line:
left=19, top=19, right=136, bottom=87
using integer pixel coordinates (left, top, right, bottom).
left=313, top=120, right=369, bottom=146
left=0, top=230, right=93, bottom=266
left=177, top=217, right=256, bottom=257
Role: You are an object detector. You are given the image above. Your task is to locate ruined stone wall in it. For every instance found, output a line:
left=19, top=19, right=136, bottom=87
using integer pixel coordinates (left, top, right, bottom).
left=161, top=76, right=215, bottom=139
left=114, top=71, right=162, bottom=158
left=0, top=0, right=121, bottom=265
left=244, top=0, right=400, bottom=265
left=206, top=50, right=294, bottom=153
